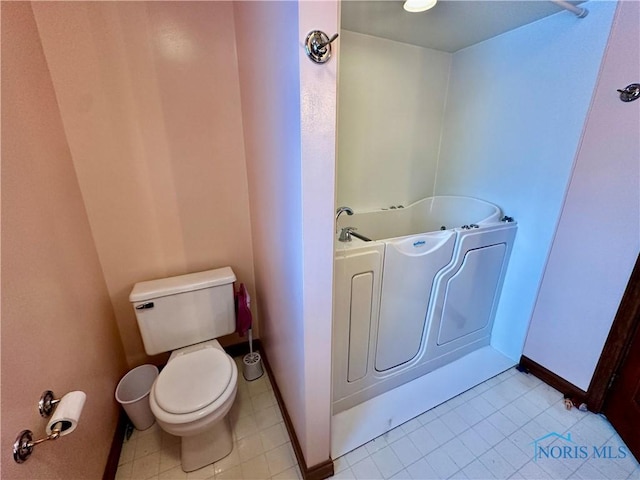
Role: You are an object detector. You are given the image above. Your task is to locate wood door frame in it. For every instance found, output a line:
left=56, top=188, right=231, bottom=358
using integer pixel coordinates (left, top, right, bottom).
left=519, top=253, right=640, bottom=413
left=586, top=253, right=640, bottom=412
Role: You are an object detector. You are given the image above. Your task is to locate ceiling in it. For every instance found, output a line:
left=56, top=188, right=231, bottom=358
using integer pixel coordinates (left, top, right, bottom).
left=340, top=0, right=587, bottom=53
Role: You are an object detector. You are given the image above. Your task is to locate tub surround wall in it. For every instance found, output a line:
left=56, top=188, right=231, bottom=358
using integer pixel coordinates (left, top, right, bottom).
left=524, top=0, right=640, bottom=392
left=436, top=1, right=616, bottom=361
left=31, top=1, right=257, bottom=367
left=337, top=31, right=451, bottom=211
left=1, top=3, right=128, bottom=478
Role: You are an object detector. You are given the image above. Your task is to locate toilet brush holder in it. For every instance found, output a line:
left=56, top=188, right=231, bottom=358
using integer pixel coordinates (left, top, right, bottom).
left=242, top=352, right=264, bottom=381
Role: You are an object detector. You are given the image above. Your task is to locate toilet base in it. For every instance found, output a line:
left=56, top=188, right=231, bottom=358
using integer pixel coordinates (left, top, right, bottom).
left=180, top=416, right=233, bottom=472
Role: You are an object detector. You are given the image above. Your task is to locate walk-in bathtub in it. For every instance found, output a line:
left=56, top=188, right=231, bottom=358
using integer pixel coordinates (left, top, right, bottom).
left=333, top=196, right=517, bottom=413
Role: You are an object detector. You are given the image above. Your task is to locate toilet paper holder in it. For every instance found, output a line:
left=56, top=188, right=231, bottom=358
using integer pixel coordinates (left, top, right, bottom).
left=39, top=390, right=61, bottom=417
left=13, top=390, right=74, bottom=464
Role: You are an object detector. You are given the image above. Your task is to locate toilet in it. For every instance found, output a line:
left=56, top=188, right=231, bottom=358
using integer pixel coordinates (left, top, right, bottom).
left=129, top=267, right=239, bottom=472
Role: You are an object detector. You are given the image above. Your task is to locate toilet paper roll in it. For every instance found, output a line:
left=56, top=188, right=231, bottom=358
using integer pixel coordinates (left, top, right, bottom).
left=46, top=391, right=86, bottom=436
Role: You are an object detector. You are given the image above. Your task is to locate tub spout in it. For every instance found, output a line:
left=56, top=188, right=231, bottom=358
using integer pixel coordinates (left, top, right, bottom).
left=335, top=206, right=354, bottom=232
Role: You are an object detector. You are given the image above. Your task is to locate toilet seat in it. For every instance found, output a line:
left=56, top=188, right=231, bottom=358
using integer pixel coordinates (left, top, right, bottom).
left=154, top=347, right=232, bottom=415
left=150, top=347, right=237, bottom=434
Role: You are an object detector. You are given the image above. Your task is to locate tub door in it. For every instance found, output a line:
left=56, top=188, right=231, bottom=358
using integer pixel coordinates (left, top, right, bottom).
left=424, top=222, right=517, bottom=360
left=333, top=243, right=384, bottom=404
left=437, top=243, right=506, bottom=345
left=375, top=231, right=456, bottom=372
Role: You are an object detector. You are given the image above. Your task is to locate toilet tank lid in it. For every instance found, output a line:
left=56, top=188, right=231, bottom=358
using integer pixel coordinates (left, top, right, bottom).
left=129, top=267, right=236, bottom=302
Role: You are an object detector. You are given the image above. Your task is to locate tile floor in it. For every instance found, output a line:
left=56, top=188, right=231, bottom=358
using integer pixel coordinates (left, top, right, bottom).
left=333, top=368, right=639, bottom=480
left=116, top=356, right=301, bottom=480
left=116, top=360, right=639, bottom=480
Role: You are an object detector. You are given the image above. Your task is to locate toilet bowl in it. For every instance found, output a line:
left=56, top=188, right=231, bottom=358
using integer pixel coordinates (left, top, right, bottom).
left=130, top=267, right=240, bottom=472
left=149, top=341, right=238, bottom=471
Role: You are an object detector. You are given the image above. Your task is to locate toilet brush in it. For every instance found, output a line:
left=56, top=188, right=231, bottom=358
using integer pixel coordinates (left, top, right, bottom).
left=237, top=283, right=263, bottom=381
left=243, top=328, right=263, bottom=381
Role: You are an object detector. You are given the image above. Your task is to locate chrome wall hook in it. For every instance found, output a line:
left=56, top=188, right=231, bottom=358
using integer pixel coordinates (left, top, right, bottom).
left=305, top=30, right=339, bottom=64
left=617, top=83, right=640, bottom=102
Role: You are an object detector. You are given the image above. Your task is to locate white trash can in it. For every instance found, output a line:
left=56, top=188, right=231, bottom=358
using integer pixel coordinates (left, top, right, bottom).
left=115, top=364, right=158, bottom=431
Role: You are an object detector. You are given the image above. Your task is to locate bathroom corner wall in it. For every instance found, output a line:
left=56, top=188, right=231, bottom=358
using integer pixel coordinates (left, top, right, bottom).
left=435, top=1, right=617, bottom=361
left=233, top=0, right=307, bottom=463
left=30, top=1, right=256, bottom=367
left=235, top=0, right=337, bottom=468
left=1, top=3, right=128, bottom=478
left=337, top=32, right=451, bottom=211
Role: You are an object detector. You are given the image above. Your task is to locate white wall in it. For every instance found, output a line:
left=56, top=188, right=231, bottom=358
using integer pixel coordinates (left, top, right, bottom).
left=337, top=31, right=451, bottom=210
left=523, top=0, right=639, bottom=391
left=234, top=0, right=337, bottom=468
left=298, top=0, right=339, bottom=467
left=435, top=1, right=617, bottom=360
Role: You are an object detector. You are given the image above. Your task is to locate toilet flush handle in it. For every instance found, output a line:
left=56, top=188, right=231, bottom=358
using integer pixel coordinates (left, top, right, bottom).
left=135, top=302, right=154, bottom=310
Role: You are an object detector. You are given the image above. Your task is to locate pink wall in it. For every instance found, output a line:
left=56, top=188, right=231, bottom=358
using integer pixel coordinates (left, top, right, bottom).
left=524, top=0, right=640, bottom=391
left=1, top=3, right=128, bottom=478
left=3, top=0, right=338, bottom=472
left=31, top=1, right=256, bottom=367
left=233, top=0, right=307, bottom=462
left=234, top=0, right=338, bottom=467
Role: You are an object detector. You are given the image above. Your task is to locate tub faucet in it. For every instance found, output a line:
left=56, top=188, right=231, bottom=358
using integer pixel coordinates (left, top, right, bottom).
left=339, top=227, right=356, bottom=242
left=335, top=206, right=354, bottom=232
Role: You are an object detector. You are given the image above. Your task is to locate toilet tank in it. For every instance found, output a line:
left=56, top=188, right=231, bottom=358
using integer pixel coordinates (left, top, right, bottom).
left=129, top=267, right=236, bottom=355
